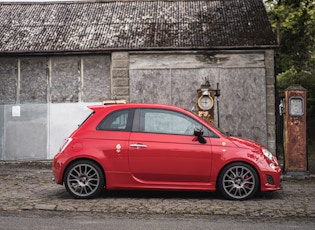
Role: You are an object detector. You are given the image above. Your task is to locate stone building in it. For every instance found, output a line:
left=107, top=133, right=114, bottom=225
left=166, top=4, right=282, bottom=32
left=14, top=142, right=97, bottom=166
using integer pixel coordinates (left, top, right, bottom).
left=0, top=0, right=277, bottom=160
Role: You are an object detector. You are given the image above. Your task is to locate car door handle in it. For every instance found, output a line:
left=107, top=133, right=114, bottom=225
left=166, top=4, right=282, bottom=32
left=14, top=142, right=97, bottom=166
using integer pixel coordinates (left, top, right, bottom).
left=130, top=144, right=147, bottom=148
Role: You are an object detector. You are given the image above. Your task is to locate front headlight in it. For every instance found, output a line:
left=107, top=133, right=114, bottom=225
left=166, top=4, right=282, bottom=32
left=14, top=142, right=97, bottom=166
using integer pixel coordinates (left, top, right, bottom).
left=269, top=163, right=276, bottom=170
left=262, top=148, right=273, bottom=161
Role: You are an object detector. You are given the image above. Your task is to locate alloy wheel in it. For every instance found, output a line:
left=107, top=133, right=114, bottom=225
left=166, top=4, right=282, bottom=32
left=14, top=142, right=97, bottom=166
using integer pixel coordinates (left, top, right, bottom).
left=64, top=161, right=104, bottom=198
left=219, top=163, right=259, bottom=200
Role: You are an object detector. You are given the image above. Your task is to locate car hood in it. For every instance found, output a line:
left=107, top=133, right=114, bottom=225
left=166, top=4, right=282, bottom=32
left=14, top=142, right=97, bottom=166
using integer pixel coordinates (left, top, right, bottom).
left=227, top=136, right=263, bottom=151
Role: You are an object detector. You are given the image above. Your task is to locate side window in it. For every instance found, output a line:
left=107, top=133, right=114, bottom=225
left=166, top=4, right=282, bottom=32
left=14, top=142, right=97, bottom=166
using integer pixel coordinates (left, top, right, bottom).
left=97, top=109, right=132, bottom=131
left=139, top=109, right=203, bottom=136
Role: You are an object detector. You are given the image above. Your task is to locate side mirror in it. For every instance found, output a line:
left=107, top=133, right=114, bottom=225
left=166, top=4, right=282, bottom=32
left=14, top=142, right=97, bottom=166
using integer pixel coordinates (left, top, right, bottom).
left=225, top=132, right=232, bottom=136
left=194, top=128, right=207, bottom=144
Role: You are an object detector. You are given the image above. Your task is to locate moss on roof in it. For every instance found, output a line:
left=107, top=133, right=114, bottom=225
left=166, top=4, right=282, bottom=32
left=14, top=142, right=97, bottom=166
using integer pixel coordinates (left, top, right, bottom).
left=0, top=0, right=276, bottom=54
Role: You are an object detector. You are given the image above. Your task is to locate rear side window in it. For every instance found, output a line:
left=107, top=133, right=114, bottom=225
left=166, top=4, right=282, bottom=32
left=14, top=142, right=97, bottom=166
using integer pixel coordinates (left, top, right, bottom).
left=96, top=109, right=134, bottom=131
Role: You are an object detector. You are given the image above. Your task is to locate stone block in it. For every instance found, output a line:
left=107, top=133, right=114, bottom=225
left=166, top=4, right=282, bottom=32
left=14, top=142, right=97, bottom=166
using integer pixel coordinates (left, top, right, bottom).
left=112, top=87, right=129, bottom=96
left=112, top=52, right=129, bottom=60
left=111, top=69, right=129, bottom=78
left=112, top=78, right=129, bottom=87
left=112, top=60, right=129, bottom=68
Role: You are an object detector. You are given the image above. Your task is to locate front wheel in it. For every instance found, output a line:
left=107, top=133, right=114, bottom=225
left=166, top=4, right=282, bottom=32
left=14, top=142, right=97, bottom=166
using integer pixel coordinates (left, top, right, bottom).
left=64, top=160, right=105, bottom=199
left=218, top=162, right=259, bottom=200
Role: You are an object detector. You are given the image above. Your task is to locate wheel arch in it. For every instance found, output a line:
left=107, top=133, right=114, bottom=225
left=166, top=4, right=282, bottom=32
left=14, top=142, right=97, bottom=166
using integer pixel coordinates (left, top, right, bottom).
left=62, top=157, right=106, bottom=186
left=215, top=160, right=261, bottom=191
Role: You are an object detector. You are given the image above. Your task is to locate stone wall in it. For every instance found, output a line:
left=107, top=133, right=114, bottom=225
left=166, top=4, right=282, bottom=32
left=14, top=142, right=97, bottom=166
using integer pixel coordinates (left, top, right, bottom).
left=265, top=50, right=276, bottom=153
left=111, top=52, right=130, bottom=101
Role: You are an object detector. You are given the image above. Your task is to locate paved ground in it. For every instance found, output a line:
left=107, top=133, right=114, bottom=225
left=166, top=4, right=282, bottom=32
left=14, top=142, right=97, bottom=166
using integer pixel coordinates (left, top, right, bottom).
left=0, top=161, right=315, bottom=219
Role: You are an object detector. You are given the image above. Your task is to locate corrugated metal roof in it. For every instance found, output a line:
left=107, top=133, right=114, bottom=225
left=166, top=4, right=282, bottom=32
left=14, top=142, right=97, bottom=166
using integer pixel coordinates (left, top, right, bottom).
left=0, top=0, right=277, bottom=54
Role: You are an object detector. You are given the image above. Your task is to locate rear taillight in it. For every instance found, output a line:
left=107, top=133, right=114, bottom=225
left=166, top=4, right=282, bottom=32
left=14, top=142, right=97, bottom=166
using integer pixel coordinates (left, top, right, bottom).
left=59, top=137, right=72, bottom=153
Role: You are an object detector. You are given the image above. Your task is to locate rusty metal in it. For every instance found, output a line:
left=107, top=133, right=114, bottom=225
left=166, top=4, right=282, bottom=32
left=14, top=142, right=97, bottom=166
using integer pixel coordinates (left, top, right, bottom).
left=284, top=85, right=307, bottom=173
left=197, top=81, right=216, bottom=125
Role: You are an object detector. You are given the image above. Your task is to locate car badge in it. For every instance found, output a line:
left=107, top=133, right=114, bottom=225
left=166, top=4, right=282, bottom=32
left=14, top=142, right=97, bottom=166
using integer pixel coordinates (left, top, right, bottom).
left=116, top=144, right=121, bottom=153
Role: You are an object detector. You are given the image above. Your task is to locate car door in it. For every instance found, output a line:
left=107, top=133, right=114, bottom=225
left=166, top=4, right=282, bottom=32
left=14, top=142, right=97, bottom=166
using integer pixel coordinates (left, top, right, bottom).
left=94, top=108, right=134, bottom=173
left=128, top=108, right=213, bottom=184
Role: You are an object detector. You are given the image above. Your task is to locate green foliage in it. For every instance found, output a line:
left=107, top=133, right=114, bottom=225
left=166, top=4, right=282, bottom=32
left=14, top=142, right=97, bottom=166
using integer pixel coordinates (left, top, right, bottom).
left=277, top=67, right=315, bottom=91
left=277, top=68, right=315, bottom=112
left=265, top=0, right=315, bottom=116
left=265, top=1, right=314, bottom=68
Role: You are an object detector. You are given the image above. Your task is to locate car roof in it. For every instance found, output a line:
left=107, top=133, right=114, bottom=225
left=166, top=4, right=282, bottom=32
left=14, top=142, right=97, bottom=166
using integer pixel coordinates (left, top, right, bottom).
left=88, top=103, right=187, bottom=112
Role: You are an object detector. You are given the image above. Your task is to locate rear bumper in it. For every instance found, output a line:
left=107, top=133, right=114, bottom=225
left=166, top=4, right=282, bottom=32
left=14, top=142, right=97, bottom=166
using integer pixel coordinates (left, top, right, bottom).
left=52, top=152, right=66, bottom=184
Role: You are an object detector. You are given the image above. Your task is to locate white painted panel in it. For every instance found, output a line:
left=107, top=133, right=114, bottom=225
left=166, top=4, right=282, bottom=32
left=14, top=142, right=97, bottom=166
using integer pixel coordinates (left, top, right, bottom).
left=4, top=104, right=48, bottom=160
left=48, top=102, right=101, bottom=159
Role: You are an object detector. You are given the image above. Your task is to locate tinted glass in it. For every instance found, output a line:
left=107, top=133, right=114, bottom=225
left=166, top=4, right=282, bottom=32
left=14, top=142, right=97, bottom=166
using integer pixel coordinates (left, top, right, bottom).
left=138, top=109, right=216, bottom=137
left=97, top=109, right=131, bottom=131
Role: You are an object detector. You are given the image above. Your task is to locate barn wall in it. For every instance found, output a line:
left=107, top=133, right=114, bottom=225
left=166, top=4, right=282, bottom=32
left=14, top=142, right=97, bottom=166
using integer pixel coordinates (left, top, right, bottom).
left=0, top=50, right=275, bottom=160
left=129, top=51, right=272, bottom=149
left=0, top=58, right=17, bottom=103
left=0, top=55, right=111, bottom=160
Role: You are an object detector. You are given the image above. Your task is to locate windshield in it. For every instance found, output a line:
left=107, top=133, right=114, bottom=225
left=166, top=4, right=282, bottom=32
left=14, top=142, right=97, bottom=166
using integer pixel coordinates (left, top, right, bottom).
left=187, top=110, right=233, bottom=137
left=185, top=109, right=225, bottom=137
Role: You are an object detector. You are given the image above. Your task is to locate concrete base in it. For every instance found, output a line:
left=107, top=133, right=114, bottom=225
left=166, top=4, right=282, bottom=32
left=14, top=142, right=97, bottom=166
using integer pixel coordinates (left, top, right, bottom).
left=282, top=171, right=311, bottom=180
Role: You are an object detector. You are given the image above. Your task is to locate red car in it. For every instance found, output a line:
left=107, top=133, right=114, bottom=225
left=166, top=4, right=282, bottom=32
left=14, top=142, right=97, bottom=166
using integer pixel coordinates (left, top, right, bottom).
left=52, top=103, right=281, bottom=200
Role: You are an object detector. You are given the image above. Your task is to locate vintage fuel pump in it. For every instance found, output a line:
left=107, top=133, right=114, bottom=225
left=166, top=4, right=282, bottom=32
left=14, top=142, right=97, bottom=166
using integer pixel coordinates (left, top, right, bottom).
left=282, top=84, right=308, bottom=174
left=197, top=80, right=220, bottom=126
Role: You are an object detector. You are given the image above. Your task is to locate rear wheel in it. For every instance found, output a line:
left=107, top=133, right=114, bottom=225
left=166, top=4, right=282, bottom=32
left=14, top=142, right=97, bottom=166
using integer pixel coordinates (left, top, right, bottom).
left=218, top=162, right=259, bottom=200
left=64, top=160, right=104, bottom=199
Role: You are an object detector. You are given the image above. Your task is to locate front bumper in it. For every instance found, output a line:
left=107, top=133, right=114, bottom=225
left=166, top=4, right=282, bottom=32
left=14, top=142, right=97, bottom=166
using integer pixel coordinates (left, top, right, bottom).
left=260, top=167, right=282, bottom=192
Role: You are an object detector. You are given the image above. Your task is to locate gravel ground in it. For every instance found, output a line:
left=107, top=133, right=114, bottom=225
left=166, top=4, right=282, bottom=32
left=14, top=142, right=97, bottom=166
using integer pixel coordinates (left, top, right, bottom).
left=0, top=161, right=314, bottom=218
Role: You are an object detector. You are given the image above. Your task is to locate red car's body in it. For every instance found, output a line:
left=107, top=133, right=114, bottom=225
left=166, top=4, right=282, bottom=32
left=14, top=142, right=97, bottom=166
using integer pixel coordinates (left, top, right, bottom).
left=53, top=103, right=281, bottom=200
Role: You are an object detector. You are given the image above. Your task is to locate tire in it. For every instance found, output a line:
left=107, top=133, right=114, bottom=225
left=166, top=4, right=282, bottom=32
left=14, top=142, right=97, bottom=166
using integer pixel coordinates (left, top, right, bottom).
left=64, top=160, right=105, bottom=199
left=218, top=162, right=259, bottom=200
